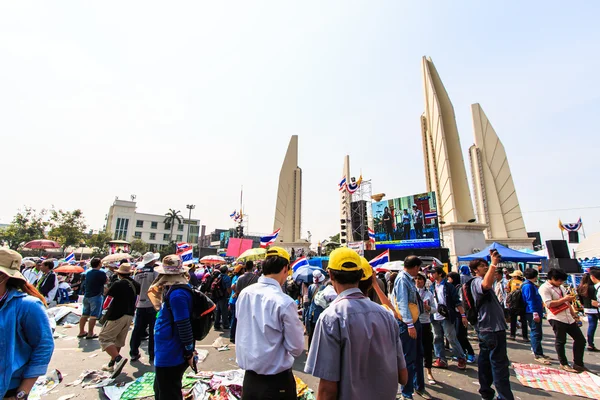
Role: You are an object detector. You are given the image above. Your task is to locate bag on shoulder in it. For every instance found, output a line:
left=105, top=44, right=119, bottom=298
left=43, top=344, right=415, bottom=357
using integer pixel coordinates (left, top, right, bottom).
left=461, top=278, right=488, bottom=326
left=166, top=285, right=216, bottom=341
left=200, top=273, right=214, bottom=294
left=506, top=288, right=525, bottom=312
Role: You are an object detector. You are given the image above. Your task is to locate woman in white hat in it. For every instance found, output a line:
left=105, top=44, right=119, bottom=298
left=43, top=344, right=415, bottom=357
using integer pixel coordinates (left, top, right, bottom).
left=150, top=255, right=197, bottom=400
left=0, top=248, right=54, bottom=400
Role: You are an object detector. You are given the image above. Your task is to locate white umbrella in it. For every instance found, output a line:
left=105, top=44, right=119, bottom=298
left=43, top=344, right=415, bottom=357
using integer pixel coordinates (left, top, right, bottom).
left=102, top=253, right=132, bottom=263
left=200, top=255, right=226, bottom=265
left=377, top=261, right=404, bottom=272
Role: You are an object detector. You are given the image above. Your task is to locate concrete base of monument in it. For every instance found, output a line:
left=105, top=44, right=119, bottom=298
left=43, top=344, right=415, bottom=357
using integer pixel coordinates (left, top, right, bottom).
left=441, top=222, right=487, bottom=269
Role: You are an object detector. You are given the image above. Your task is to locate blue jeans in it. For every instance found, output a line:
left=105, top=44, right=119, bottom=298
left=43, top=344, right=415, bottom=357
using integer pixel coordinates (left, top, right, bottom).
left=477, top=330, right=514, bottom=400
left=587, top=313, right=599, bottom=348
left=432, top=319, right=464, bottom=361
left=525, top=313, right=544, bottom=356
left=229, top=303, right=237, bottom=340
left=82, top=295, right=103, bottom=318
left=214, top=298, right=230, bottom=329
left=399, top=321, right=423, bottom=398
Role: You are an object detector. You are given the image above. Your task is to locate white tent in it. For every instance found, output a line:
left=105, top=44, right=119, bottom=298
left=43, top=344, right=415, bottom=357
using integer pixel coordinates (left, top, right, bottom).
left=576, top=232, right=600, bottom=259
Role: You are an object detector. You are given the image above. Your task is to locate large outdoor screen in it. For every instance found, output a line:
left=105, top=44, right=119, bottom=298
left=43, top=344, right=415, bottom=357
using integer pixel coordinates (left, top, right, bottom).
left=371, top=191, right=440, bottom=250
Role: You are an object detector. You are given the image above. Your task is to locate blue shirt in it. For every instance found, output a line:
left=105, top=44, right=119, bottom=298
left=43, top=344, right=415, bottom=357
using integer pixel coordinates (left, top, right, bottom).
left=154, top=286, right=193, bottom=367
left=393, top=270, right=419, bottom=325
left=521, top=280, right=543, bottom=315
left=0, top=289, right=54, bottom=397
left=83, top=268, right=107, bottom=297
left=229, top=275, right=239, bottom=305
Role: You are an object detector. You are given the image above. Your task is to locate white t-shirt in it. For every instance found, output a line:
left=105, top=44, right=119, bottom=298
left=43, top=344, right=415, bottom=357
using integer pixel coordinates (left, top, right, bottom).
left=433, top=281, right=446, bottom=321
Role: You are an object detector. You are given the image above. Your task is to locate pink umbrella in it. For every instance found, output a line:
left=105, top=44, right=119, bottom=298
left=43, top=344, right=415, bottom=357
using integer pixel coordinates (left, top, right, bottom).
left=23, top=239, right=61, bottom=249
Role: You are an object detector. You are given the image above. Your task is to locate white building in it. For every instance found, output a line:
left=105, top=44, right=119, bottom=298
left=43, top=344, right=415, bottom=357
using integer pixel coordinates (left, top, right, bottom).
left=106, top=199, right=200, bottom=252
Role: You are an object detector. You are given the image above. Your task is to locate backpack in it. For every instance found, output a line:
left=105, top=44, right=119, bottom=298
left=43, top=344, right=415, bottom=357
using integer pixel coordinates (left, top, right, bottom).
left=461, top=278, right=490, bottom=326
left=210, top=274, right=226, bottom=300
left=200, top=273, right=214, bottom=294
left=313, top=286, right=331, bottom=309
left=165, top=285, right=216, bottom=341
left=506, top=287, right=526, bottom=312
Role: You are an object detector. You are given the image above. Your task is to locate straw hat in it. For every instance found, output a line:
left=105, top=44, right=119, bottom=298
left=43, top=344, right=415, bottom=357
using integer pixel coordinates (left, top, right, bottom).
left=114, top=263, right=133, bottom=275
left=509, top=270, right=523, bottom=278
left=0, top=248, right=26, bottom=283
left=155, top=255, right=190, bottom=275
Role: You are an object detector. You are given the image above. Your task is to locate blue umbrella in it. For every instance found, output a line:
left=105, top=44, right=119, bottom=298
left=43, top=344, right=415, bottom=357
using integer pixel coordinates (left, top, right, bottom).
left=293, top=266, right=326, bottom=284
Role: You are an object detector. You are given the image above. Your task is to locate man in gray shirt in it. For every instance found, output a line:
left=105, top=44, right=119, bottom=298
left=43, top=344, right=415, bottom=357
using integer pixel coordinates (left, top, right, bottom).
left=129, top=252, right=159, bottom=363
left=305, top=248, right=407, bottom=399
left=469, top=254, right=513, bottom=400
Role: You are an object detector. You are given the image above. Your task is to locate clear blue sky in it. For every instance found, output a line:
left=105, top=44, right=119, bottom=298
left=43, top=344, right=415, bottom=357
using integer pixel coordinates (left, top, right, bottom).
left=1, top=1, right=599, bottom=247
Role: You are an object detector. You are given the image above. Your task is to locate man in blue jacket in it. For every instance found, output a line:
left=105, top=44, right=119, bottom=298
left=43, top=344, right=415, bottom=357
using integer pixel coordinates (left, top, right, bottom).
left=521, top=268, right=551, bottom=364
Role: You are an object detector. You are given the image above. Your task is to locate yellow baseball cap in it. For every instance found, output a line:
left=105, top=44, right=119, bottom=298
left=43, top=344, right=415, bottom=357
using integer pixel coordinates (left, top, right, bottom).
left=360, top=257, right=373, bottom=281
left=328, top=247, right=362, bottom=271
left=266, top=246, right=290, bottom=263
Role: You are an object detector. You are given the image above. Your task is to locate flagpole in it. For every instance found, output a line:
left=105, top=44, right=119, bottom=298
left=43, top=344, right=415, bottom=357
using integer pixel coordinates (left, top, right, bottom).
left=581, top=221, right=587, bottom=239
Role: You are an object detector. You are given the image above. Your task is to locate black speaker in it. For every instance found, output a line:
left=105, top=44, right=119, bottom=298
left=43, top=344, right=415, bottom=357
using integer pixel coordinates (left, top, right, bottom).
left=546, top=240, right=570, bottom=259
left=527, top=232, right=542, bottom=250
left=350, top=200, right=369, bottom=241
left=548, top=258, right=581, bottom=273
left=568, top=231, right=579, bottom=244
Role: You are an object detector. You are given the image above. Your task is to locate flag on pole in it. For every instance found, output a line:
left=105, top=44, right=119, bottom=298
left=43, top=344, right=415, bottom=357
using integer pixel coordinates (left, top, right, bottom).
left=291, top=256, right=310, bottom=272
left=64, top=252, right=75, bottom=263
left=368, top=228, right=376, bottom=243
left=425, top=211, right=438, bottom=219
left=338, top=177, right=347, bottom=191
left=559, top=218, right=583, bottom=232
left=230, top=210, right=237, bottom=219
left=369, top=250, right=390, bottom=268
left=260, top=229, right=281, bottom=248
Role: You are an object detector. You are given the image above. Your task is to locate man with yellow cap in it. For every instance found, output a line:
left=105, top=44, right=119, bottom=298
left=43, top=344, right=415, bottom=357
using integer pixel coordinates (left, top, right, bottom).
left=305, top=247, right=408, bottom=399
left=235, top=247, right=304, bottom=399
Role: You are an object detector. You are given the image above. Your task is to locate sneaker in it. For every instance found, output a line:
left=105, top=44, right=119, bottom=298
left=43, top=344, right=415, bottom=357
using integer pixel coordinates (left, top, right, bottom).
left=573, top=364, right=589, bottom=373
left=466, top=354, right=476, bottom=363
left=559, top=364, right=578, bottom=373
left=415, top=389, right=432, bottom=400
left=101, top=361, right=115, bottom=373
left=432, top=359, right=448, bottom=368
left=534, top=355, right=551, bottom=365
left=130, top=354, right=141, bottom=362
left=457, top=358, right=467, bottom=370
left=111, top=357, right=128, bottom=379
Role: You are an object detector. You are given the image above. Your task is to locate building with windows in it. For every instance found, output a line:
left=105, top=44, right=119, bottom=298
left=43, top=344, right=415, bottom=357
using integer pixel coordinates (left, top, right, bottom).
left=106, top=199, right=200, bottom=252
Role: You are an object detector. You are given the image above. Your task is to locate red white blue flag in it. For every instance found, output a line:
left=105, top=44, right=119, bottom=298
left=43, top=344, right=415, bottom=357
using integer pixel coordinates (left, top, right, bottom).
left=176, top=242, right=192, bottom=254
left=260, top=229, right=281, bottom=248
left=291, top=256, right=310, bottom=272
left=369, top=250, right=390, bottom=268
left=368, top=228, right=376, bottom=243
left=64, top=252, right=75, bottom=263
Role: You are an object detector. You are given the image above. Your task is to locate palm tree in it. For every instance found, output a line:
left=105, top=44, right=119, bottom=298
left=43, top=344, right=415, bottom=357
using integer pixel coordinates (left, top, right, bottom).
left=164, top=209, right=183, bottom=250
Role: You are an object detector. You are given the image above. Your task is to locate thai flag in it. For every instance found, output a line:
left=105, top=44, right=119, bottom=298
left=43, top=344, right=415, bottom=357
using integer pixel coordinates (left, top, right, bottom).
left=176, top=242, right=192, bottom=254
left=338, top=177, right=347, bottom=191
left=180, top=249, right=194, bottom=266
left=65, top=252, right=75, bottom=263
left=230, top=210, right=237, bottom=219
left=369, top=250, right=390, bottom=268
left=260, top=229, right=281, bottom=248
left=368, top=228, right=376, bottom=243
left=39, top=256, right=46, bottom=261
left=425, top=211, right=438, bottom=219
left=291, top=256, right=309, bottom=272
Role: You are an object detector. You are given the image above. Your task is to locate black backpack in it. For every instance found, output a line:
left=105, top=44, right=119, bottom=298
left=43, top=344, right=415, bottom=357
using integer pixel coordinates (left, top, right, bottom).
left=506, top=285, right=526, bottom=313
left=461, top=278, right=490, bottom=326
left=210, top=274, right=226, bottom=300
left=165, top=285, right=216, bottom=341
left=200, top=273, right=214, bottom=294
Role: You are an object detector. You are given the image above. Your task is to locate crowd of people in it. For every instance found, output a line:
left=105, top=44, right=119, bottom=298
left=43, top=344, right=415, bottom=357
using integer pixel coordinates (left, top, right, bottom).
left=1, top=244, right=599, bottom=400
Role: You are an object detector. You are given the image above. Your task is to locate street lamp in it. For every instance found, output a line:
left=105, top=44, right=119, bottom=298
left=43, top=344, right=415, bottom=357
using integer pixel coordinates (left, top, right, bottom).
left=186, top=204, right=195, bottom=243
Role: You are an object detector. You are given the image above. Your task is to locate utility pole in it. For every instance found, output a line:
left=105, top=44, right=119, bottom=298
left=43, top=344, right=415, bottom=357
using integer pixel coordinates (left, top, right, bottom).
left=186, top=204, right=195, bottom=243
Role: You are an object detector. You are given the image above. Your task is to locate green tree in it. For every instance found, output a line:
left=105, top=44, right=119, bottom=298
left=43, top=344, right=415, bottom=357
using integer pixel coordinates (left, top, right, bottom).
left=0, top=208, right=47, bottom=250
left=329, top=233, right=340, bottom=243
left=48, top=209, right=87, bottom=250
left=159, top=244, right=175, bottom=260
left=164, top=208, right=182, bottom=251
left=130, top=239, right=148, bottom=255
left=87, top=231, right=113, bottom=252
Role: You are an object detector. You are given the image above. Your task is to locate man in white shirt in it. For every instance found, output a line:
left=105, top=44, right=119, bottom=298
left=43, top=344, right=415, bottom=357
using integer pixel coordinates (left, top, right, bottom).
left=539, top=268, right=586, bottom=373
left=235, top=247, right=304, bottom=400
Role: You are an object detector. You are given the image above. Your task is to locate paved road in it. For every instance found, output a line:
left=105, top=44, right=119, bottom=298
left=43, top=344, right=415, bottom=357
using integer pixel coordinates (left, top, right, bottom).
left=42, top=320, right=600, bottom=399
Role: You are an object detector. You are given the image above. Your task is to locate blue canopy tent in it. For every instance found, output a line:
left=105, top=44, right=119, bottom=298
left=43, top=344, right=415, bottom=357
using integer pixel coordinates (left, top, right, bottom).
left=458, top=242, right=547, bottom=263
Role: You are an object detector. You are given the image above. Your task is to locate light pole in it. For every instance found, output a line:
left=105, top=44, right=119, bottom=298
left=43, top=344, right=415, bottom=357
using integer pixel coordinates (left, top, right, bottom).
left=186, top=204, right=195, bottom=243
